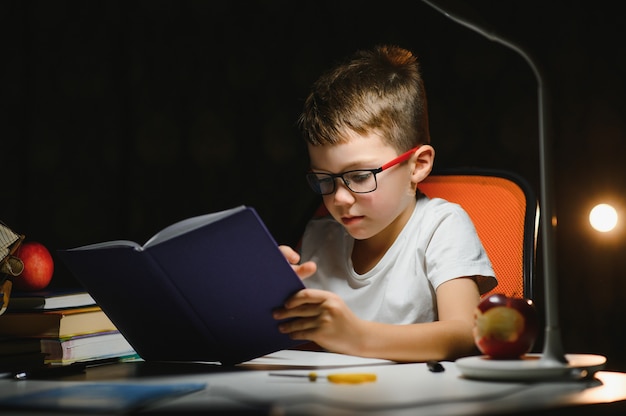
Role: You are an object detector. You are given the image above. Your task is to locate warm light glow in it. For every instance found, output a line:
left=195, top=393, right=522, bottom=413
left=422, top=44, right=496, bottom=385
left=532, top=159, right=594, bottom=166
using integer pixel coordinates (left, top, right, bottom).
left=589, top=204, right=618, bottom=232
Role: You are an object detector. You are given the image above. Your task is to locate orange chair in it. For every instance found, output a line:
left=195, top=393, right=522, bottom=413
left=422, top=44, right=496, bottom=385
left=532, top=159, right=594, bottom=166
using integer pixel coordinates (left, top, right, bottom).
left=418, top=169, right=538, bottom=299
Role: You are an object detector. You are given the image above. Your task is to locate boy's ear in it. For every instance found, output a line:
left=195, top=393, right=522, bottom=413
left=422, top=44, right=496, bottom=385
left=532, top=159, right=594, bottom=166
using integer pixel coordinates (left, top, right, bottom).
left=411, top=145, right=435, bottom=183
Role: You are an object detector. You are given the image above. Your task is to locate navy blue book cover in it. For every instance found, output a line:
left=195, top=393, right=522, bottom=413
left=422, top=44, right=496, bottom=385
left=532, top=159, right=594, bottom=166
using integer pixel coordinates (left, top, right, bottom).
left=57, top=206, right=306, bottom=365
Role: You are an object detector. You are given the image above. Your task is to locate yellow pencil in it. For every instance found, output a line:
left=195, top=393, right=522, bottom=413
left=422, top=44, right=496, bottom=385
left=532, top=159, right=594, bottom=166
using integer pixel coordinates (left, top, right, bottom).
left=269, top=372, right=377, bottom=384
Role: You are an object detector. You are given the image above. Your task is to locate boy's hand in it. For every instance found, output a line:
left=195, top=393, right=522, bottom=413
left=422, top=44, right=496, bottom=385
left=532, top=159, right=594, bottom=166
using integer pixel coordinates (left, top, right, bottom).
left=278, top=245, right=317, bottom=280
left=273, top=288, right=364, bottom=356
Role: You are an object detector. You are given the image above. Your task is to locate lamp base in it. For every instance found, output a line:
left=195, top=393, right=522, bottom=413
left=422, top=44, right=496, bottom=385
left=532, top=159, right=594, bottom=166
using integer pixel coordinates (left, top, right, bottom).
left=456, top=353, right=607, bottom=381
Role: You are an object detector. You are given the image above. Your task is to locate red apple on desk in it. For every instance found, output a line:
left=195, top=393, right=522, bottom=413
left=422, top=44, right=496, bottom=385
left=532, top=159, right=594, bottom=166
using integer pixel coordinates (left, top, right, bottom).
left=473, top=293, right=539, bottom=359
left=13, top=241, right=54, bottom=291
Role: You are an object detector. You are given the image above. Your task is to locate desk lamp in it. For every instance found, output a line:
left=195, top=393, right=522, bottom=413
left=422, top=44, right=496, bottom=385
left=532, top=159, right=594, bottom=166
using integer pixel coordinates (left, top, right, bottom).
left=422, top=0, right=607, bottom=380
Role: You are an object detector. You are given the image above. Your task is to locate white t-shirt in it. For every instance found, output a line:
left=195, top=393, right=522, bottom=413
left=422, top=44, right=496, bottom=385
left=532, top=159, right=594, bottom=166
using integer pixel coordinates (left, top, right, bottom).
left=300, top=195, right=497, bottom=324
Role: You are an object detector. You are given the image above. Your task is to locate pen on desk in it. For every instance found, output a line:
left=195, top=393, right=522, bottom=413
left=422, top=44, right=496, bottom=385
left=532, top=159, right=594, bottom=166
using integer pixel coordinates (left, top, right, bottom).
left=269, top=372, right=377, bottom=384
left=13, top=362, right=87, bottom=380
left=12, top=357, right=123, bottom=380
left=427, top=360, right=445, bottom=373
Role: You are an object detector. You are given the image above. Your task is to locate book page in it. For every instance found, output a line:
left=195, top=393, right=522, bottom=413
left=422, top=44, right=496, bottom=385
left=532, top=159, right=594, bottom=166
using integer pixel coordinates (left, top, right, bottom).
left=143, top=205, right=246, bottom=248
left=67, top=206, right=247, bottom=252
left=70, top=240, right=143, bottom=251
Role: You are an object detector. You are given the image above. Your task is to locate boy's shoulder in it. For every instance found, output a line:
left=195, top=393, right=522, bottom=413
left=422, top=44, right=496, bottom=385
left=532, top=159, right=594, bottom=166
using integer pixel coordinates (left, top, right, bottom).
left=415, top=194, right=473, bottom=223
left=418, top=193, right=464, bottom=212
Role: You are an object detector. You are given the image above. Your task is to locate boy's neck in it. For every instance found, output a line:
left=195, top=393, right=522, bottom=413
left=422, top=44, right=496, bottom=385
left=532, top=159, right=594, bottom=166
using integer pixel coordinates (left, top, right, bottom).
left=351, top=200, right=416, bottom=274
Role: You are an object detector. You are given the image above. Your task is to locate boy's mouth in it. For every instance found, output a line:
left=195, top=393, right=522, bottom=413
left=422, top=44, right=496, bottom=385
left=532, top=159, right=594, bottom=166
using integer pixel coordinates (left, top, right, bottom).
left=341, top=215, right=364, bottom=226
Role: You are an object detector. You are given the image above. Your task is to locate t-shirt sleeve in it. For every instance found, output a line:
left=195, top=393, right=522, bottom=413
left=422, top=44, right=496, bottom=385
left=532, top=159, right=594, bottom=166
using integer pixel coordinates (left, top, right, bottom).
left=424, top=202, right=497, bottom=295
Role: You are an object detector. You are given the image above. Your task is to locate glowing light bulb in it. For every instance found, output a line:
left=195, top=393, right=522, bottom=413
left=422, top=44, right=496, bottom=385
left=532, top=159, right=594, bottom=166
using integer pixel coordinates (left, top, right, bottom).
left=589, top=204, right=618, bottom=232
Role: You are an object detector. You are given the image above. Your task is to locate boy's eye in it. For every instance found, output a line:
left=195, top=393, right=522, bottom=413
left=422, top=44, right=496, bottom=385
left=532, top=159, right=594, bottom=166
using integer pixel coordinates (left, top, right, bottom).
left=346, top=171, right=373, bottom=184
left=317, top=176, right=333, bottom=185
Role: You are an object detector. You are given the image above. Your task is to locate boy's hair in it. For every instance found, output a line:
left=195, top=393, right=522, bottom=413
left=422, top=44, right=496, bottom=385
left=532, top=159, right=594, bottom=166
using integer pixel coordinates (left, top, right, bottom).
left=299, top=45, right=430, bottom=153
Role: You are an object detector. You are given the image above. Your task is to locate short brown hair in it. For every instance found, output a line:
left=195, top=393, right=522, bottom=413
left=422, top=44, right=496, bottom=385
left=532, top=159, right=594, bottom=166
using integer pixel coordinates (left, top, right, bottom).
left=299, top=45, right=430, bottom=153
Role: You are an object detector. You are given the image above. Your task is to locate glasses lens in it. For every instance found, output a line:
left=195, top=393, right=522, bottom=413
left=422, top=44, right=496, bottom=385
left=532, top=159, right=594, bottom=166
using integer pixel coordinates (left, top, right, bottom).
left=306, top=173, right=334, bottom=195
left=344, top=170, right=377, bottom=193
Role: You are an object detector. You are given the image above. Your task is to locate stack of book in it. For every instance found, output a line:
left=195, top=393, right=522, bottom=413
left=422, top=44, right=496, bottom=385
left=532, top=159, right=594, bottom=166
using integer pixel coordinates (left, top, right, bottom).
left=0, top=288, right=137, bottom=370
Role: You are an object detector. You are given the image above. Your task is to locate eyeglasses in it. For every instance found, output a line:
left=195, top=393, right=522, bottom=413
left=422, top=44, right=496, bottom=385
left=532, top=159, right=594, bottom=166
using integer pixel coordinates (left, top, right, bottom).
left=306, top=146, right=420, bottom=195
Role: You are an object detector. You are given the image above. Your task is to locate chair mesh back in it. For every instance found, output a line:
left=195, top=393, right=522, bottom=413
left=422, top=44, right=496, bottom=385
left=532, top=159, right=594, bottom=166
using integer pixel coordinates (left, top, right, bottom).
left=419, top=174, right=530, bottom=298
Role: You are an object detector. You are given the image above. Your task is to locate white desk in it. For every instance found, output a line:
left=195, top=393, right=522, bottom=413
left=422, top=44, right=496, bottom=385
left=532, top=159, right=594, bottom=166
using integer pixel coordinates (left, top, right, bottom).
left=1, top=350, right=625, bottom=415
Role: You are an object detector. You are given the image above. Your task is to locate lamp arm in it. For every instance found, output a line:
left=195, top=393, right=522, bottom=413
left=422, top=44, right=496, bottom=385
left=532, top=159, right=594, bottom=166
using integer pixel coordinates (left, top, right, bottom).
left=422, top=0, right=567, bottom=363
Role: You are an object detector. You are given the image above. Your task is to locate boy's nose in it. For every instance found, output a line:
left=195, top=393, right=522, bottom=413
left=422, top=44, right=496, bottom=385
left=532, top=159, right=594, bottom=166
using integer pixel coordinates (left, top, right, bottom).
left=332, top=180, right=356, bottom=205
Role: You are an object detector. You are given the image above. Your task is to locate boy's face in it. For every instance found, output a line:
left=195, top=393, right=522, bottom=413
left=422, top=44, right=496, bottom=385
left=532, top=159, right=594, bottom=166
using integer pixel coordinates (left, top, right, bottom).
left=308, top=132, right=426, bottom=241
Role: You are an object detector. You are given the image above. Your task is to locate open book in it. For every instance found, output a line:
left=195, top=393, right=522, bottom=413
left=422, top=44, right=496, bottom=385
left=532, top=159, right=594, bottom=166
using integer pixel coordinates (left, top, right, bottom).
left=57, top=206, right=306, bottom=365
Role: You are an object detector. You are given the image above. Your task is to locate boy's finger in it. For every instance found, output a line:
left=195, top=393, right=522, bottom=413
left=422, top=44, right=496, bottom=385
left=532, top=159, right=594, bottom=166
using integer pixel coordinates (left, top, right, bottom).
left=294, top=261, right=317, bottom=279
left=278, top=245, right=300, bottom=264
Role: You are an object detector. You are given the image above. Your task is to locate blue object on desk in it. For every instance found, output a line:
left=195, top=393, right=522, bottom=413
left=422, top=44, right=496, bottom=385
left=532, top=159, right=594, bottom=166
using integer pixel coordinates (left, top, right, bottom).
left=0, top=382, right=206, bottom=413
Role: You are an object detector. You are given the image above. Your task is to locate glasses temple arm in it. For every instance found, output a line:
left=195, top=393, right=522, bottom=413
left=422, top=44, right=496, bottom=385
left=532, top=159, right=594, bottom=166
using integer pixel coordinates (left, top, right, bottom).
left=380, top=146, right=420, bottom=171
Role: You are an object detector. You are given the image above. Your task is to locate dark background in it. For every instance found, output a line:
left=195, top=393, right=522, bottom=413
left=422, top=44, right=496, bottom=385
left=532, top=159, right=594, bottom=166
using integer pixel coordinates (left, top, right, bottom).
left=2, top=1, right=625, bottom=370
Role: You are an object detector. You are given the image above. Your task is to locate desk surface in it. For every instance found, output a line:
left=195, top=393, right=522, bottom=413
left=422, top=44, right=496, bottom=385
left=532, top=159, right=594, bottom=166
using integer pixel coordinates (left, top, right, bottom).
left=1, top=350, right=626, bottom=415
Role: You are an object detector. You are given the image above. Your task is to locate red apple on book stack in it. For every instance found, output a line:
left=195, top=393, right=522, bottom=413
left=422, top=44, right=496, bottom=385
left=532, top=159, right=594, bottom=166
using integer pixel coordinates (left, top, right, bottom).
left=473, top=293, right=539, bottom=359
left=14, top=241, right=54, bottom=291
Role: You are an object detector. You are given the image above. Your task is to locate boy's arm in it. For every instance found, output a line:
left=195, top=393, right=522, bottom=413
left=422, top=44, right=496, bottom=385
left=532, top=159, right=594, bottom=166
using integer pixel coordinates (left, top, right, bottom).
left=275, top=276, right=481, bottom=362
left=356, top=277, right=481, bottom=362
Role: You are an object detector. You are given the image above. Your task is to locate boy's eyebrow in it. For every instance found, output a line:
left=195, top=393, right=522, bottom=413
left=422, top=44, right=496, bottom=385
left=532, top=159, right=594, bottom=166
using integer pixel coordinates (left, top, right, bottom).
left=309, top=158, right=381, bottom=173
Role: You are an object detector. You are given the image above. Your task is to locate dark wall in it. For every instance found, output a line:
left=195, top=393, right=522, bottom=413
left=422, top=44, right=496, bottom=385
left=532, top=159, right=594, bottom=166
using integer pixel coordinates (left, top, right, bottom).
left=3, top=1, right=626, bottom=370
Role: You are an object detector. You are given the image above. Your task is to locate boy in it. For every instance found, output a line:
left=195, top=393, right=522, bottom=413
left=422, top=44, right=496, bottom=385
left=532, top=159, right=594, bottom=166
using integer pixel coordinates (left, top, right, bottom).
left=274, top=45, right=496, bottom=362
